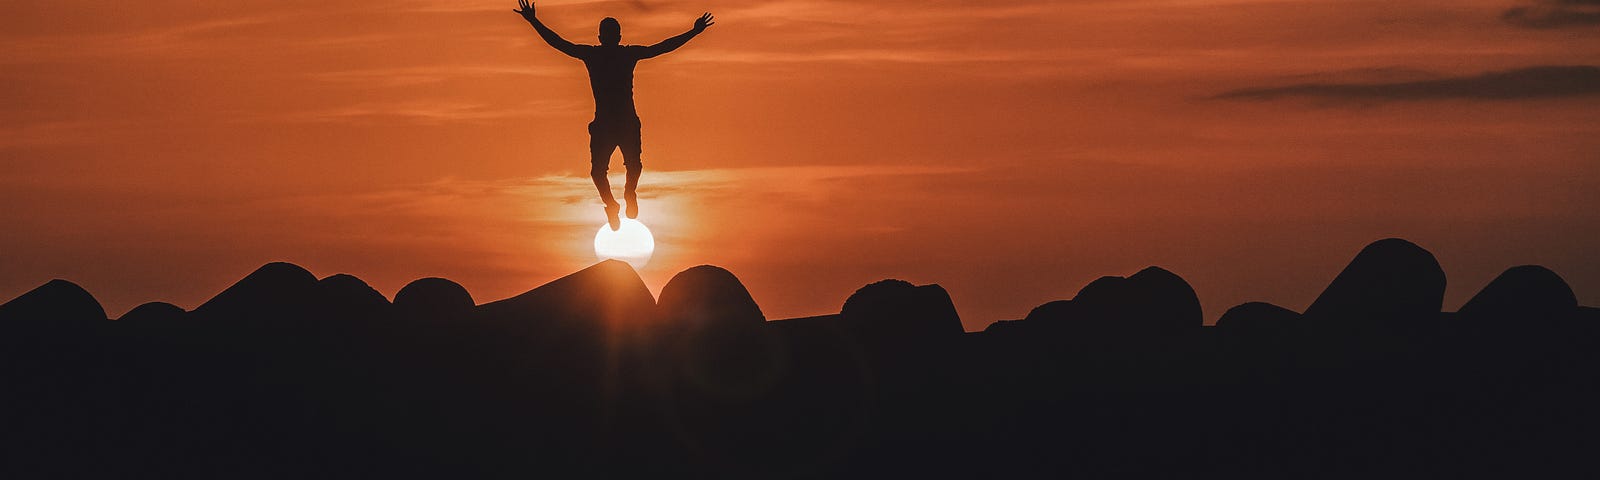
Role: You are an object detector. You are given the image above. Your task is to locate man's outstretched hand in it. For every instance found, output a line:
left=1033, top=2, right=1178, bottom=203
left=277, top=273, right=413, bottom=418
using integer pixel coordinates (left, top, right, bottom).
left=513, top=0, right=536, bottom=21
left=692, top=13, right=715, bottom=33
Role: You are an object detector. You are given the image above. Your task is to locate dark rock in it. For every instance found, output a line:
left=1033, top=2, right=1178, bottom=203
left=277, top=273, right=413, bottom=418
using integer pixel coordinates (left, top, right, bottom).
left=1069, top=276, right=1135, bottom=321
left=1215, top=302, right=1300, bottom=330
left=1023, top=299, right=1078, bottom=323
left=1458, top=265, right=1577, bottom=321
left=0, top=279, right=107, bottom=330
left=981, top=318, right=1025, bottom=333
left=192, top=262, right=319, bottom=320
left=317, top=273, right=391, bottom=315
left=1126, top=266, right=1204, bottom=330
left=657, top=265, right=765, bottom=329
left=841, top=279, right=963, bottom=338
left=655, top=266, right=778, bottom=406
left=767, top=313, right=843, bottom=329
left=116, top=301, right=186, bottom=323
left=477, top=259, right=655, bottom=333
left=1019, top=267, right=1202, bottom=335
left=394, top=277, right=475, bottom=318
left=1304, top=238, right=1445, bottom=327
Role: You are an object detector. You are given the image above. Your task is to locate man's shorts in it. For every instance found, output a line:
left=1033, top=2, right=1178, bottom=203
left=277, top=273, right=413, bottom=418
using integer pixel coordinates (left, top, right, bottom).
left=589, top=117, right=642, bottom=170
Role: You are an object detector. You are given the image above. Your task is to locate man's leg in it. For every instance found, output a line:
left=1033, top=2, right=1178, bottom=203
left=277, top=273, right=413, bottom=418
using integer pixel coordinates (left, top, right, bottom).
left=593, top=162, right=621, bottom=231
left=591, top=163, right=618, bottom=207
left=591, top=127, right=622, bottom=230
left=621, top=125, right=643, bottom=219
left=622, top=156, right=642, bottom=220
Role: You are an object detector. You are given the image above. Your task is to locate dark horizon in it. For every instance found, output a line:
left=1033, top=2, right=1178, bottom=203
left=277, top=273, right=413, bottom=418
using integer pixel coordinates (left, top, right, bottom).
left=4, top=236, right=1597, bottom=477
left=4, top=235, right=1594, bottom=329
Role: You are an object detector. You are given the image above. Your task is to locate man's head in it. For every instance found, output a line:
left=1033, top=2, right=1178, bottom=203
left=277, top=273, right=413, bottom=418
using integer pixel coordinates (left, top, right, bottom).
left=598, top=17, right=621, bottom=46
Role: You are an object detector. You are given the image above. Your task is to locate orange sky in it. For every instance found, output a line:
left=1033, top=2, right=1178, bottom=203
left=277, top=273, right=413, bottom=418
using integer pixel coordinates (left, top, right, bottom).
left=3, top=0, right=1597, bottom=330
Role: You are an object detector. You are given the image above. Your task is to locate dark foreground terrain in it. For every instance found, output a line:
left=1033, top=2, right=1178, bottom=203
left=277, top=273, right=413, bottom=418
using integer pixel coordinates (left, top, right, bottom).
left=3, top=238, right=1597, bottom=478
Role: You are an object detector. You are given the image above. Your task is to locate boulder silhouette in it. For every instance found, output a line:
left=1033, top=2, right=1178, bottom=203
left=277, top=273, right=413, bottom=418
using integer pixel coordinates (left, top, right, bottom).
left=1458, top=265, right=1577, bottom=321
left=1304, top=238, right=1445, bottom=327
left=192, top=262, right=320, bottom=320
left=317, top=273, right=390, bottom=315
left=116, top=301, right=187, bottom=323
left=1069, top=275, right=1136, bottom=321
left=1023, top=299, right=1078, bottom=322
left=1018, top=266, right=1201, bottom=334
left=840, top=279, right=963, bottom=338
left=981, top=317, right=1025, bottom=333
left=1215, top=302, right=1300, bottom=330
left=1126, top=266, right=1204, bottom=329
left=985, top=297, right=1094, bottom=334
left=0, top=279, right=107, bottom=331
left=654, top=266, right=778, bottom=406
left=393, top=277, right=475, bottom=318
left=476, top=259, right=655, bottom=332
left=657, top=265, right=765, bottom=329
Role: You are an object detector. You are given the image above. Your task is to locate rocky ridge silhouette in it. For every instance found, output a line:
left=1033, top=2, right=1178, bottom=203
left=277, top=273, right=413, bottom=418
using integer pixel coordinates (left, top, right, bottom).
left=2, top=237, right=1597, bottom=478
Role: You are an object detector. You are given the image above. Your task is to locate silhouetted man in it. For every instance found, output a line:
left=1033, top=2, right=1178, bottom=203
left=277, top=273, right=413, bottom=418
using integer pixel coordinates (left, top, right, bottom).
left=515, top=0, right=714, bottom=230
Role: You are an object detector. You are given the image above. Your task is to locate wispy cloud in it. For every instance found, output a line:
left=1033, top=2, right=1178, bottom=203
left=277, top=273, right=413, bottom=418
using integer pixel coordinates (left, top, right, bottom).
left=0, top=120, right=110, bottom=149
left=1502, top=0, right=1600, bottom=29
left=397, top=0, right=657, bottom=14
left=306, top=64, right=567, bottom=87
left=270, top=99, right=585, bottom=125
left=232, top=164, right=976, bottom=269
left=387, top=164, right=976, bottom=210
left=677, top=47, right=1050, bottom=66
left=1217, top=65, right=1600, bottom=102
left=286, top=165, right=976, bottom=236
left=0, top=13, right=296, bottom=65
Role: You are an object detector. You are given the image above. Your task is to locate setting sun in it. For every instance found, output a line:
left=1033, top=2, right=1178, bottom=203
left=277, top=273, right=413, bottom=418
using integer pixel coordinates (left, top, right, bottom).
left=594, top=219, right=655, bottom=269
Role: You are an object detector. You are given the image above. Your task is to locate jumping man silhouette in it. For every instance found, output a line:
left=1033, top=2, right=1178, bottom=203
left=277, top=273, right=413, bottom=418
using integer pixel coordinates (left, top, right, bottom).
left=515, top=0, right=714, bottom=230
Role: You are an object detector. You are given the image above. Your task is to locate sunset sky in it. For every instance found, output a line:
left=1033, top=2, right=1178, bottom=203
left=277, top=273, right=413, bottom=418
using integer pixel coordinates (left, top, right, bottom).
left=3, top=0, right=1597, bottom=330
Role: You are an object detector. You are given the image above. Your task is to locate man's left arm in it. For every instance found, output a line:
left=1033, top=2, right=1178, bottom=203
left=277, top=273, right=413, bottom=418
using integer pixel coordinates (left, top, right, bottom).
left=638, top=13, right=714, bottom=59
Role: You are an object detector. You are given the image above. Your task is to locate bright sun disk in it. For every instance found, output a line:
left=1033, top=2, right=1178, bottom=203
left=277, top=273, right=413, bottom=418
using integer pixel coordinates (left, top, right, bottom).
left=594, top=218, right=655, bottom=269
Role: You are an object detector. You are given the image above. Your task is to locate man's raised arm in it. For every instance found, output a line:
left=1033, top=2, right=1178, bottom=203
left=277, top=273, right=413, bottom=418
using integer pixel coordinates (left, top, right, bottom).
left=514, top=0, right=584, bottom=58
left=638, top=13, right=714, bottom=59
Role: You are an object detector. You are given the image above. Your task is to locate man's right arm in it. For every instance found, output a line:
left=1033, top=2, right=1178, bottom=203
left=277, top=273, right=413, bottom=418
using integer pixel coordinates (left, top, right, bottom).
left=637, top=13, right=714, bottom=59
left=514, top=0, right=584, bottom=58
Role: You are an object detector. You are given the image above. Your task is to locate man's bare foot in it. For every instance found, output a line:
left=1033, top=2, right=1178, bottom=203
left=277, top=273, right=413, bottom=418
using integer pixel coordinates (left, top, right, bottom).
left=604, top=202, right=621, bottom=231
left=624, top=192, right=639, bottom=219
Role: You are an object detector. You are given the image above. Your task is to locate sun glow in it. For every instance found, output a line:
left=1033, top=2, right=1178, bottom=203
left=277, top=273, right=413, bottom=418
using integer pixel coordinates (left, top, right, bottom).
left=594, top=219, right=655, bottom=269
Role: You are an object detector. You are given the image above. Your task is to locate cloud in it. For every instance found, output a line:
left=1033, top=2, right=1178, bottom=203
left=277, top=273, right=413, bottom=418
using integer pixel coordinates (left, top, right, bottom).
left=1216, top=65, right=1600, bottom=102
left=1502, top=0, right=1600, bottom=29
left=294, top=165, right=973, bottom=222
left=398, top=0, right=656, bottom=14
left=0, top=120, right=110, bottom=149
left=270, top=99, right=585, bottom=125
left=416, top=165, right=976, bottom=211
left=677, top=47, right=1049, bottom=66
left=229, top=164, right=977, bottom=268
left=0, top=12, right=306, bottom=65
left=306, top=65, right=566, bottom=87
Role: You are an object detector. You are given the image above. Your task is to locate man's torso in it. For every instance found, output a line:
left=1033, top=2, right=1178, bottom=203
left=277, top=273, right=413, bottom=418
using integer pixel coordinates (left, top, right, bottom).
left=576, top=45, right=647, bottom=123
